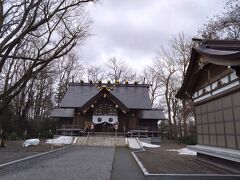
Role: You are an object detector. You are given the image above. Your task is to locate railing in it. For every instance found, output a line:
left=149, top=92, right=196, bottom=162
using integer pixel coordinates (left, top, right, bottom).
left=128, top=126, right=158, bottom=131
left=56, top=125, right=83, bottom=136
left=127, top=130, right=160, bottom=138
left=127, top=126, right=160, bottom=138
left=56, top=125, right=161, bottom=138
left=58, top=125, right=82, bottom=130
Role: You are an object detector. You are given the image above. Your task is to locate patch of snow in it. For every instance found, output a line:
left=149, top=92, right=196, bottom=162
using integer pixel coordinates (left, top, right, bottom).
left=178, top=148, right=197, bottom=155
left=127, top=138, right=141, bottom=149
left=46, top=136, right=73, bottom=145
left=127, top=138, right=160, bottom=149
left=141, top=142, right=160, bottom=148
left=166, top=148, right=197, bottom=155
left=166, top=149, right=178, bottom=152
left=23, top=139, right=40, bottom=147
left=73, top=137, right=77, bottom=144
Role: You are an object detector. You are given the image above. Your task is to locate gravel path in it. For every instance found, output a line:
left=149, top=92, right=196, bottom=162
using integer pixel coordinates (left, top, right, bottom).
left=0, top=146, right=115, bottom=180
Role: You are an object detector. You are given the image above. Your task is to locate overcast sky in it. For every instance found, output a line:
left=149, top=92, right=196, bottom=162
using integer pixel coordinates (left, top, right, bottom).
left=80, top=0, right=225, bottom=71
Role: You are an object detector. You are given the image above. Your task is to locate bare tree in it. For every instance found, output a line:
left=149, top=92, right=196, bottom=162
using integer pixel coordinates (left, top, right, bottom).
left=170, top=33, right=192, bottom=80
left=105, top=57, right=136, bottom=83
left=170, top=33, right=193, bottom=137
left=84, top=65, right=106, bottom=82
left=199, top=0, right=240, bottom=39
left=0, top=0, right=95, bottom=147
left=153, top=49, right=177, bottom=138
left=140, top=67, right=163, bottom=107
left=55, top=52, right=83, bottom=105
left=169, top=76, right=182, bottom=139
left=146, top=33, right=193, bottom=139
left=0, top=0, right=95, bottom=115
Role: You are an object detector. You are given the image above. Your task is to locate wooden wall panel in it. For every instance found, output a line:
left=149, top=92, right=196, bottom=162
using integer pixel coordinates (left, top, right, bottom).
left=194, top=90, right=240, bottom=150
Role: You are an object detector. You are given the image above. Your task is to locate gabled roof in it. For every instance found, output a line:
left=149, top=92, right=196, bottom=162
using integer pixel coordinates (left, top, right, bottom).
left=60, top=83, right=152, bottom=109
left=60, top=84, right=99, bottom=108
left=139, top=109, right=167, bottom=120
left=80, top=87, right=129, bottom=113
left=111, top=85, right=152, bottom=109
left=50, top=108, right=74, bottom=117
left=176, top=40, right=240, bottom=99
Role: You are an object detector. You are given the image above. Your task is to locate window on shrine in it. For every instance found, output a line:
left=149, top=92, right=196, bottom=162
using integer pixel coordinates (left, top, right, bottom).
left=93, top=101, right=117, bottom=115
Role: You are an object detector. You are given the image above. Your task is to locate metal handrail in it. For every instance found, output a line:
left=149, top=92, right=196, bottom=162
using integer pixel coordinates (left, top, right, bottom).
left=61, top=125, right=82, bottom=129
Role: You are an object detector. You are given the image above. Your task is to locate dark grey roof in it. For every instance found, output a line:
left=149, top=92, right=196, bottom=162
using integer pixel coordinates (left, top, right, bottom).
left=60, top=83, right=152, bottom=109
left=60, top=85, right=99, bottom=108
left=50, top=108, right=74, bottom=117
left=197, top=47, right=240, bottom=56
left=195, top=47, right=240, bottom=66
left=111, top=85, right=152, bottom=109
left=139, top=109, right=167, bottom=120
left=176, top=40, right=240, bottom=99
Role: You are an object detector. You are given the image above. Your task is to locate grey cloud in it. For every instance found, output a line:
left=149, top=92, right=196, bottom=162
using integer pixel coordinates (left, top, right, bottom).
left=79, top=0, right=225, bottom=70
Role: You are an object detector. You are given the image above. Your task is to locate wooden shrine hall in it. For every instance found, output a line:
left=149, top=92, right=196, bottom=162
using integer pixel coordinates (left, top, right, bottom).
left=177, top=39, right=240, bottom=163
left=51, top=81, right=166, bottom=136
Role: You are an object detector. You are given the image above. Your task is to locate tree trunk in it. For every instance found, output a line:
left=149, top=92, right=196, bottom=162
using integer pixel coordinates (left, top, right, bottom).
left=165, top=92, right=172, bottom=139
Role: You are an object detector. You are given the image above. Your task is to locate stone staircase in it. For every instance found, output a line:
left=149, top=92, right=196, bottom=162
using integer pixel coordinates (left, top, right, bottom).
left=75, top=136, right=127, bottom=147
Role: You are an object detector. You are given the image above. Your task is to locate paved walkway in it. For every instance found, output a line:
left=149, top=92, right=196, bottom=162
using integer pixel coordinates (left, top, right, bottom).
left=111, top=147, right=145, bottom=180
left=0, top=146, right=114, bottom=180
left=0, top=146, right=239, bottom=180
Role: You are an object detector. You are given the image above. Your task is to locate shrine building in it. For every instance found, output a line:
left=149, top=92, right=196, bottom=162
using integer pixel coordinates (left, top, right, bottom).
left=177, top=39, right=240, bottom=163
left=51, top=81, right=166, bottom=136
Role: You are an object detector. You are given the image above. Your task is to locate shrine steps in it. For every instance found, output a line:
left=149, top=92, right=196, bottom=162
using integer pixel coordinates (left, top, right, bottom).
left=74, top=136, right=127, bottom=147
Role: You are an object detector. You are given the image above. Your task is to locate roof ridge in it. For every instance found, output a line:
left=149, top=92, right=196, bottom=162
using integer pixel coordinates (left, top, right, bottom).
left=69, top=82, right=151, bottom=87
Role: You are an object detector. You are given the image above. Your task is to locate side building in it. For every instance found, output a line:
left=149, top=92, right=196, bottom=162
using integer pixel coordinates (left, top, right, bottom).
left=177, top=39, right=240, bottom=163
left=51, top=82, right=166, bottom=136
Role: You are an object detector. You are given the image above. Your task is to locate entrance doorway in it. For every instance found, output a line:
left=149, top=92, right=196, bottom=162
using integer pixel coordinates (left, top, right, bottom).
left=94, top=122, right=114, bottom=132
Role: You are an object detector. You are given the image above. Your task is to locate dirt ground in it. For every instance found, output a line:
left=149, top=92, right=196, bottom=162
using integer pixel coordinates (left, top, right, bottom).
left=135, top=141, right=240, bottom=175
left=0, top=140, right=65, bottom=165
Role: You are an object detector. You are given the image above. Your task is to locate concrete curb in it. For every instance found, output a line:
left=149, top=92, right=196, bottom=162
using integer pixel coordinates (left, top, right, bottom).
left=131, top=151, right=240, bottom=177
left=131, top=151, right=149, bottom=175
left=0, top=145, right=72, bottom=168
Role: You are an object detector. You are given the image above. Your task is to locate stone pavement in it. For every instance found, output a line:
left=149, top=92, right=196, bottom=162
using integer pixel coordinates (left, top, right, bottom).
left=0, top=146, right=239, bottom=180
left=0, top=146, right=114, bottom=180
left=110, top=147, right=145, bottom=180
left=75, top=137, right=126, bottom=146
